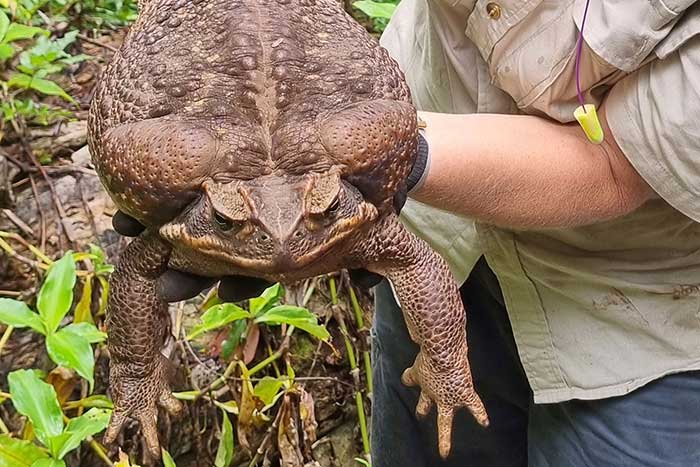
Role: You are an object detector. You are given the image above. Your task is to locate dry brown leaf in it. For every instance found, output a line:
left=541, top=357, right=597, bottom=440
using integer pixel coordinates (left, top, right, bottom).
left=277, top=394, right=303, bottom=467
left=46, top=366, right=79, bottom=406
left=242, top=323, right=260, bottom=364
left=299, top=387, right=318, bottom=456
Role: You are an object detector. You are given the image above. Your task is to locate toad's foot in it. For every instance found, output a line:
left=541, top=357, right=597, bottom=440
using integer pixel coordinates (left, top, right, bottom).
left=401, top=345, right=488, bottom=458
left=104, top=233, right=181, bottom=462
left=103, top=354, right=183, bottom=461
left=360, top=214, right=490, bottom=458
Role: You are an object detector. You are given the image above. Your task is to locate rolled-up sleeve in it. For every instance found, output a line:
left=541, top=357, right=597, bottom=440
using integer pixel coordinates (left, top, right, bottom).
left=606, top=35, right=700, bottom=222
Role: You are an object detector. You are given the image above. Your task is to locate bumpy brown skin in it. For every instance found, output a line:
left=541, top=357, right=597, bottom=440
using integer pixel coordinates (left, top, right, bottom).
left=88, top=0, right=487, bottom=461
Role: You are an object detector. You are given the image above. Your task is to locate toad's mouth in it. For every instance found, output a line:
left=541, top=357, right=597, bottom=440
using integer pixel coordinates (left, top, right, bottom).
left=159, top=203, right=377, bottom=276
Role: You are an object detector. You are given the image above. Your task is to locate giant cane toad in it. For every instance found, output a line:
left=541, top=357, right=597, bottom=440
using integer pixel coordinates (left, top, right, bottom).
left=87, top=0, right=488, bottom=460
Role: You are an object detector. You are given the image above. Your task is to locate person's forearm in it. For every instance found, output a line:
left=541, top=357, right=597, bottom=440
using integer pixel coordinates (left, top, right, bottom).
left=412, top=107, right=654, bottom=229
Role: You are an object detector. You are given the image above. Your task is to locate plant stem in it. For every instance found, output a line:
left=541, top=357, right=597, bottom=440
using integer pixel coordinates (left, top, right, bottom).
left=88, top=438, right=114, bottom=466
left=330, top=277, right=370, bottom=456
left=355, top=392, right=371, bottom=456
left=0, top=326, right=13, bottom=357
left=347, top=283, right=373, bottom=393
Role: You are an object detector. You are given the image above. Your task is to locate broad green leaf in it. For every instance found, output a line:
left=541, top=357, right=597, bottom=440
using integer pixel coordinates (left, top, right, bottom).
left=7, top=370, right=63, bottom=447
left=0, top=435, right=49, bottom=467
left=214, top=411, right=234, bottom=467
left=53, top=408, right=110, bottom=459
left=30, top=459, right=65, bottom=467
left=7, top=72, right=31, bottom=89
left=353, top=0, right=397, bottom=19
left=187, top=303, right=250, bottom=340
left=0, top=298, right=45, bottom=334
left=249, top=283, right=282, bottom=316
left=0, top=43, right=13, bottom=60
left=2, top=24, right=46, bottom=43
left=253, top=377, right=285, bottom=407
left=29, top=78, right=74, bottom=103
left=161, top=449, right=176, bottom=467
left=255, top=306, right=330, bottom=340
left=46, top=328, right=95, bottom=390
left=62, top=322, right=106, bottom=343
left=37, top=253, right=76, bottom=334
left=0, top=12, right=8, bottom=42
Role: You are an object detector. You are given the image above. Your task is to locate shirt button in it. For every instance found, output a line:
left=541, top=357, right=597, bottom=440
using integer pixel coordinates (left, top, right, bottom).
left=486, top=2, right=502, bottom=19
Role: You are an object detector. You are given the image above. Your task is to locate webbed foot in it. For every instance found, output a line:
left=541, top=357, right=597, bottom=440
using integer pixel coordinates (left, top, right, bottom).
left=103, top=355, right=183, bottom=462
left=402, top=346, right=488, bottom=458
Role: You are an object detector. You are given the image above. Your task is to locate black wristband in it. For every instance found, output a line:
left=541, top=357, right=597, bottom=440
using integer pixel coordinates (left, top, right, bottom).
left=406, top=131, right=429, bottom=193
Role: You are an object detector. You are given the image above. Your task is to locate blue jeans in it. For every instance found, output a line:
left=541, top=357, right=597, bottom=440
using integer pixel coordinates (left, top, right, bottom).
left=371, top=258, right=700, bottom=467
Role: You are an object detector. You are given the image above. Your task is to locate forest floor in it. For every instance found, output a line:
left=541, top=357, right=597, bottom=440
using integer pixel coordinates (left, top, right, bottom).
left=0, top=2, right=395, bottom=466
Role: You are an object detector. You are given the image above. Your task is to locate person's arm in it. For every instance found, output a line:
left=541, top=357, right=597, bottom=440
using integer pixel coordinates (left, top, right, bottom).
left=411, top=102, right=654, bottom=230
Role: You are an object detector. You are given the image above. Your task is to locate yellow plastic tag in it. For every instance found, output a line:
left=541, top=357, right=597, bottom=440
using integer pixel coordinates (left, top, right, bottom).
left=574, top=104, right=604, bottom=144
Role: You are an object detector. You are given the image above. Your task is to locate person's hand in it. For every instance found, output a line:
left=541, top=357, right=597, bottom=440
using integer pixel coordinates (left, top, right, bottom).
left=112, top=211, right=274, bottom=302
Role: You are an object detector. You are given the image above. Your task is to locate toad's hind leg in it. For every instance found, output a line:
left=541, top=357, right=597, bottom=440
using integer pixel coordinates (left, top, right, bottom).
left=360, top=214, right=489, bottom=459
left=103, top=232, right=182, bottom=462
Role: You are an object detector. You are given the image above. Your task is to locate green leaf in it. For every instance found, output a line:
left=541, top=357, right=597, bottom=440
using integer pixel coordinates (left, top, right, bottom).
left=221, top=319, right=247, bottom=360
left=0, top=12, right=9, bottom=42
left=30, top=459, right=65, bottom=467
left=214, top=410, right=234, bottom=467
left=353, top=0, right=397, bottom=19
left=0, top=43, right=13, bottom=60
left=161, top=449, right=176, bottom=467
left=253, top=377, right=285, bottom=406
left=46, top=328, right=95, bottom=390
left=2, top=24, right=46, bottom=44
left=37, top=252, right=76, bottom=334
left=62, top=322, right=106, bottom=343
left=0, top=435, right=49, bottom=467
left=0, top=298, right=45, bottom=334
left=187, top=303, right=250, bottom=340
left=7, top=370, right=64, bottom=448
left=255, top=306, right=330, bottom=340
left=249, top=283, right=282, bottom=316
left=7, top=72, right=31, bottom=89
left=29, top=78, right=74, bottom=103
left=53, top=408, right=110, bottom=459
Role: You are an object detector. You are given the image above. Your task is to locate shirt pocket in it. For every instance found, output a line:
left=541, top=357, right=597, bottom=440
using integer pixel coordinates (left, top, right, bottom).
left=655, top=3, right=700, bottom=59
left=466, top=0, right=619, bottom=121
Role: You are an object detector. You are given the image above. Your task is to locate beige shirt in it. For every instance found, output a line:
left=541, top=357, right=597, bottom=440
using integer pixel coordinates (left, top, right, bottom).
left=381, top=0, right=700, bottom=403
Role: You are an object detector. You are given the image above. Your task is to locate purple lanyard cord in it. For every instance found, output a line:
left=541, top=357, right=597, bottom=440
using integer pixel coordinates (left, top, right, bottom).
left=575, top=0, right=592, bottom=107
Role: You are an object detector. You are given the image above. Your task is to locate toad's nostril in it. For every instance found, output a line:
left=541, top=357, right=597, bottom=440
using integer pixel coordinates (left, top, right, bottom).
left=294, top=230, right=303, bottom=238
left=260, top=233, right=269, bottom=242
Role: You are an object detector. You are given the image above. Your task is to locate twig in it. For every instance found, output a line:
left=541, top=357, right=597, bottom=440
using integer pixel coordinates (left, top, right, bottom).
left=1, top=209, right=34, bottom=237
left=28, top=175, right=47, bottom=252
left=0, top=290, right=22, bottom=297
left=24, top=143, right=76, bottom=248
left=78, top=33, right=118, bottom=53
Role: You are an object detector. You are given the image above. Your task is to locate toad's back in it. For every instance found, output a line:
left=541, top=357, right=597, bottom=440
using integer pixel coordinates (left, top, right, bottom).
left=89, top=0, right=410, bottom=181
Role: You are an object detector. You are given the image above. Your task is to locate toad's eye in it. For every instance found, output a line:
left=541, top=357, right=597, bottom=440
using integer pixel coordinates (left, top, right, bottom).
left=326, top=197, right=341, bottom=214
left=213, top=209, right=235, bottom=231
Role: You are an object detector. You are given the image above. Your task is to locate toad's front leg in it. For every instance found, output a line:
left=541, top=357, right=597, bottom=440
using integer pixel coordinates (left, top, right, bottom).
left=360, top=214, right=489, bottom=458
left=103, top=232, right=182, bottom=460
